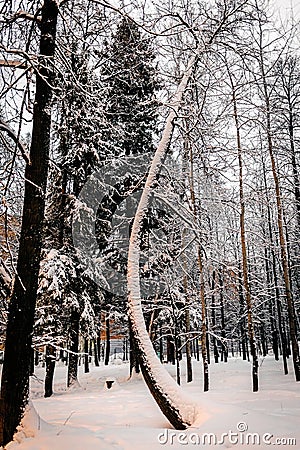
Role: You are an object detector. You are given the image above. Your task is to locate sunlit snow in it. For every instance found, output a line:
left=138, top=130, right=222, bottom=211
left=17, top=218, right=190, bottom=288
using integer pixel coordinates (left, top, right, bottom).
left=3, top=355, right=299, bottom=450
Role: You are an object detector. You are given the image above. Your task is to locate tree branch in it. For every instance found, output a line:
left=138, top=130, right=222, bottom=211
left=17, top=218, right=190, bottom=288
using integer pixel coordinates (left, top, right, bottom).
left=0, top=59, right=27, bottom=69
left=6, top=10, right=41, bottom=25
left=0, top=119, right=30, bottom=165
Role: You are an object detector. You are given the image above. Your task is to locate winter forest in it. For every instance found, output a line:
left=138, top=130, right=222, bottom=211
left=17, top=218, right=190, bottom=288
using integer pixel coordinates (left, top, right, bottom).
left=0, top=0, right=299, bottom=448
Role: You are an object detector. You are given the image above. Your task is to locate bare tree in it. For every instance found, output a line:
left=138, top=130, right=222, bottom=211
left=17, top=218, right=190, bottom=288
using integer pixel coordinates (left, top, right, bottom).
left=255, top=8, right=300, bottom=381
left=0, top=0, right=59, bottom=445
left=226, top=60, right=259, bottom=391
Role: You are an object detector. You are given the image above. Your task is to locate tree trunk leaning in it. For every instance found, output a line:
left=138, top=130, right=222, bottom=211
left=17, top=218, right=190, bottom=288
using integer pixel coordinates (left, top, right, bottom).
left=127, top=55, right=199, bottom=430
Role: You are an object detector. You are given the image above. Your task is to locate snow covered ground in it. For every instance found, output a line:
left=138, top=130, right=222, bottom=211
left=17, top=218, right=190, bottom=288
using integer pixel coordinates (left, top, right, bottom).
left=4, top=355, right=300, bottom=449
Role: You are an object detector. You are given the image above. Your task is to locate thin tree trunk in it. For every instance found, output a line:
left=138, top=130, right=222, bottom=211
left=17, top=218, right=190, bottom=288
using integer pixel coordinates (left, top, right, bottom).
left=182, top=127, right=193, bottom=383
left=182, top=230, right=193, bottom=382
left=185, top=307, right=193, bottom=382
left=175, top=330, right=181, bottom=386
left=97, top=336, right=101, bottom=361
left=129, top=320, right=140, bottom=376
left=287, top=101, right=300, bottom=226
left=238, top=264, right=248, bottom=361
left=188, top=137, right=209, bottom=391
left=211, top=270, right=219, bottom=364
left=230, top=74, right=258, bottom=391
left=104, top=314, right=110, bottom=366
left=265, top=246, right=279, bottom=360
left=167, top=336, right=175, bottom=365
left=94, top=339, right=100, bottom=367
left=198, top=246, right=209, bottom=391
left=259, top=23, right=300, bottom=381
left=0, top=1, right=58, bottom=445
left=44, top=345, right=56, bottom=398
left=29, top=348, right=35, bottom=376
left=262, top=156, right=288, bottom=373
left=35, top=351, right=39, bottom=367
left=219, top=270, right=228, bottom=363
left=67, top=310, right=80, bottom=387
left=195, top=337, right=200, bottom=362
left=159, top=327, right=164, bottom=363
left=84, top=339, right=89, bottom=373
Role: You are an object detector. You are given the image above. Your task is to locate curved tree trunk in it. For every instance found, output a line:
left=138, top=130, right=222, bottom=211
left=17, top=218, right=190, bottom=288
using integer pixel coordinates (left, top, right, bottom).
left=127, top=0, right=252, bottom=429
left=127, top=55, right=199, bottom=430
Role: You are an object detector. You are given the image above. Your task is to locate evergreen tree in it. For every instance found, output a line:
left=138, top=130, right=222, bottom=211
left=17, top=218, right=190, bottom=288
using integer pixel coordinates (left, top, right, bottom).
left=100, top=16, right=158, bottom=157
left=94, top=16, right=159, bottom=373
left=37, top=40, right=105, bottom=390
left=37, top=16, right=159, bottom=387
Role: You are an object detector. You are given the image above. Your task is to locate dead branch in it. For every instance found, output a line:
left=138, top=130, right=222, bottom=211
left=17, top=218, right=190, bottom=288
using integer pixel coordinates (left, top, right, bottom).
left=0, top=59, right=27, bottom=69
left=6, top=10, right=41, bottom=25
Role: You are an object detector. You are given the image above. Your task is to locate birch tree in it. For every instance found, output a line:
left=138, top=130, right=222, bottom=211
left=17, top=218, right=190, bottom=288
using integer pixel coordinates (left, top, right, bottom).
left=226, top=59, right=259, bottom=391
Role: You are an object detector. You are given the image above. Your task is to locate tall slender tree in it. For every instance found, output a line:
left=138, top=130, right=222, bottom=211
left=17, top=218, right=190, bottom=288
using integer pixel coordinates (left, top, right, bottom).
left=227, top=62, right=259, bottom=391
left=256, top=11, right=300, bottom=381
left=0, top=0, right=58, bottom=445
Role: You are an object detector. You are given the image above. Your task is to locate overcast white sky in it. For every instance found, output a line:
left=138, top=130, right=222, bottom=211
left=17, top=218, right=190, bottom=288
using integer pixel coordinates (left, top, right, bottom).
left=272, top=0, right=300, bottom=20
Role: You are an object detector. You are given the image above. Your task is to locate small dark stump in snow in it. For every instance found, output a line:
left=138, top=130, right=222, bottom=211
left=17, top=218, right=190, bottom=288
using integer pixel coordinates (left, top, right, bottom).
left=105, top=377, right=116, bottom=389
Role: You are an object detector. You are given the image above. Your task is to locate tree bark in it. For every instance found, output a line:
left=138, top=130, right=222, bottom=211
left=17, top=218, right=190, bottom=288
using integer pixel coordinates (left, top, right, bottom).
left=230, top=75, right=259, bottom=391
left=258, top=25, right=300, bottom=380
left=84, top=339, right=90, bottom=373
left=0, top=1, right=58, bottom=445
left=67, top=310, right=80, bottom=387
left=44, top=345, right=56, bottom=398
left=104, top=314, right=110, bottom=366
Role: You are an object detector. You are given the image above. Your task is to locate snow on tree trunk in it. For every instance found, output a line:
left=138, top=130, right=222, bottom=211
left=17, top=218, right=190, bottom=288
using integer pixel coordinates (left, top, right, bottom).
left=0, top=1, right=58, bottom=445
left=127, top=55, right=200, bottom=430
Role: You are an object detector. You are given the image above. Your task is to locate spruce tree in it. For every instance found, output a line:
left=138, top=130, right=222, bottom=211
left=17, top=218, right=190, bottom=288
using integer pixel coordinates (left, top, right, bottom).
left=37, top=44, right=104, bottom=390
left=95, top=17, right=159, bottom=373
left=100, top=17, right=158, bottom=157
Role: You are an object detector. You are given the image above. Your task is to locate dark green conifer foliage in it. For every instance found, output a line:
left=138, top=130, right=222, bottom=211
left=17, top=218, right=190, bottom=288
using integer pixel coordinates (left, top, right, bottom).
left=101, top=17, right=159, bottom=157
